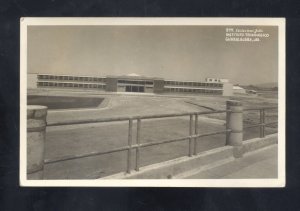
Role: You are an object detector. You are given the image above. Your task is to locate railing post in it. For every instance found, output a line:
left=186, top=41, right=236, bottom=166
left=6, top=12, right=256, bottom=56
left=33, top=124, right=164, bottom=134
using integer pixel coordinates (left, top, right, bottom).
left=127, top=119, right=133, bottom=173
left=27, top=105, right=48, bottom=179
left=194, top=114, right=198, bottom=155
left=189, top=114, right=193, bottom=157
left=260, top=109, right=265, bottom=138
left=226, top=100, right=244, bottom=158
left=135, top=119, right=141, bottom=171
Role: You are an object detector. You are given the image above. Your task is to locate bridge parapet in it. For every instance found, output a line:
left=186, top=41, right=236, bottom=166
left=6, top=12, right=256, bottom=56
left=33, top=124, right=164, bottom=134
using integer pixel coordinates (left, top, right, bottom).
left=26, top=101, right=277, bottom=179
left=27, top=105, right=47, bottom=179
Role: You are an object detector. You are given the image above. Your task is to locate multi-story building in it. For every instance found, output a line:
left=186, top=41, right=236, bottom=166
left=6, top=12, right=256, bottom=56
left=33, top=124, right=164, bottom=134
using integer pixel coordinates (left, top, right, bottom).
left=28, top=73, right=233, bottom=96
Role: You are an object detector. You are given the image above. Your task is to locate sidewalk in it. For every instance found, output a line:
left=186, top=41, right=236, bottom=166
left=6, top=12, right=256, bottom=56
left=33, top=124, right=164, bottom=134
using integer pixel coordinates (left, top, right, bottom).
left=186, top=144, right=278, bottom=179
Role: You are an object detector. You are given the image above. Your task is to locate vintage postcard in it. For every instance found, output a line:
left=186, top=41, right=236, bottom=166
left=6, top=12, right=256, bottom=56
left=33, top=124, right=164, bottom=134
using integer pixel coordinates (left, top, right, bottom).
left=20, top=18, right=285, bottom=187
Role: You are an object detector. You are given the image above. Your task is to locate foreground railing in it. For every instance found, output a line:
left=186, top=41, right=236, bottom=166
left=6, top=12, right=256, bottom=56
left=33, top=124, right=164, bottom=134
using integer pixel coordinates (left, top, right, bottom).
left=45, top=110, right=228, bottom=173
left=243, top=107, right=278, bottom=138
left=26, top=101, right=278, bottom=179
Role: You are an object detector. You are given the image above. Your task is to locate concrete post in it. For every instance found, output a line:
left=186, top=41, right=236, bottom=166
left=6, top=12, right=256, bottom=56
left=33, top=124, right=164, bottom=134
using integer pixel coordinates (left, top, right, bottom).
left=27, top=105, right=48, bottom=179
left=226, top=100, right=244, bottom=158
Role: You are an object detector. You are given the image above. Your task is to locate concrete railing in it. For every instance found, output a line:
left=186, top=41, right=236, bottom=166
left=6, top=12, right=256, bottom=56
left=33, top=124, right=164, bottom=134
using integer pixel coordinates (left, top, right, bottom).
left=27, top=105, right=48, bottom=179
left=26, top=101, right=277, bottom=179
left=226, top=100, right=243, bottom=158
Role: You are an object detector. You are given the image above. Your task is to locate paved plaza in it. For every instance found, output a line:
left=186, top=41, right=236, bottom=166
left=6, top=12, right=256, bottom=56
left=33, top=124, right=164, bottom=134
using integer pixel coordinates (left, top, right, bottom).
left=186, top=144, right=278, bottom=179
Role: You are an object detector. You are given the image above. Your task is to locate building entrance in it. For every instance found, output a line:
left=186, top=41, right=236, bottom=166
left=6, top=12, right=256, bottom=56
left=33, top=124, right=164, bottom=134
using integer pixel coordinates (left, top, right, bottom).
left=125, top=86, right=144, bottom=92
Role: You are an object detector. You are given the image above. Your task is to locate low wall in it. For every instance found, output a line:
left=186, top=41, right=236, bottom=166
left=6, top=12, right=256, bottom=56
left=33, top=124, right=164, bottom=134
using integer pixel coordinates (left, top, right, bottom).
left=102, top=134, right=277, bottom=179
left=243, top=133, right=278, bottom=154
left=27, top=105, right=47, bottom=179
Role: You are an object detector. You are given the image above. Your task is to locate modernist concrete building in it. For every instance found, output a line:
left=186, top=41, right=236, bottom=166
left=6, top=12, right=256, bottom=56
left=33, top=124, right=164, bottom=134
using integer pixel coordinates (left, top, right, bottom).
left=28, top=73, right=233, bottom=96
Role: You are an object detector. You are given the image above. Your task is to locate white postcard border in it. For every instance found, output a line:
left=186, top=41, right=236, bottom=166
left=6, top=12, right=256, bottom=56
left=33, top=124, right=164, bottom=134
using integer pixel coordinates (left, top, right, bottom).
left=20, top=17, right=285, bottom=187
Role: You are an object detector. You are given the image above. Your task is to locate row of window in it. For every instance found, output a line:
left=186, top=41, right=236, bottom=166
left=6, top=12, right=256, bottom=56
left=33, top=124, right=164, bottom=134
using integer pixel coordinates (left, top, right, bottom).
left=37, top=75, right=224, bottom=88
left=206, top=78, right=221, bottom=82
left=117, top=85, right=153, bottom=88
left=117, top=80, right=153, bottom=85
left=38, top=75, right=106, bottom=82
left=164, top=81, right=223, bottom=88
left=37, top=82, right=106, bottom=89
left=164, top=87, right=223, bottom=94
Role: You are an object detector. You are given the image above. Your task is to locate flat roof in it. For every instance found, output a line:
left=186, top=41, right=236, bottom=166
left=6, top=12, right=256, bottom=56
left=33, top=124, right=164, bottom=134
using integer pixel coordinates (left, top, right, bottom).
left=106, top=75, right=163, bottom=80
left=35, top=73, right=106, bottom=78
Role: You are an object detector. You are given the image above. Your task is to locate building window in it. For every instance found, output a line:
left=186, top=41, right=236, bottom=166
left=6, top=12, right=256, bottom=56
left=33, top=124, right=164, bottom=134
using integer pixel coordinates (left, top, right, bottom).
left=145, top=81, right=153, bottom=85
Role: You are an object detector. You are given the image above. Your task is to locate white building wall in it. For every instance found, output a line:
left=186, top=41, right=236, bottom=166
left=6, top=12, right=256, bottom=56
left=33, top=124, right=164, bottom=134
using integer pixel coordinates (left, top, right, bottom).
left=222, top=83, right=233, bottom=96
left=28, top=73, right=38, bottom=88
left=219, top=79, right=229, bottom=83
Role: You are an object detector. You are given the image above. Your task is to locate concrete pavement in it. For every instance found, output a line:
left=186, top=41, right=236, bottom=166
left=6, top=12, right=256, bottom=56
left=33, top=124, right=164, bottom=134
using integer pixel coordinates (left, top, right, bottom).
left=186, top=144, right=278, bottom=179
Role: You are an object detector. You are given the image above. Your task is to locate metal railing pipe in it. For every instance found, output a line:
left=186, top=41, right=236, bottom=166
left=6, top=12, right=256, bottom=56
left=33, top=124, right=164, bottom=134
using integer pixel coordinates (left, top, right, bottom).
left=127, top=119, right=133, bottom=173
left=189, top=114, right=193, bottom=157
left=243, top=106, right=277, bottom=111
left=47, top=110, right=228, bottom=127
left=135, top=119, right=141, bottom=171
left=260, top=109, right=265, bottom=138
left=194, top=114, right=198, bottom=155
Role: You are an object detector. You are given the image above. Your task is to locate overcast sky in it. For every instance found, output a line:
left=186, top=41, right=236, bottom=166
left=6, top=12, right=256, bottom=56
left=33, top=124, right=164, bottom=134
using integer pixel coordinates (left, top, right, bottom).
left=28, top=25, right=278, bottom=85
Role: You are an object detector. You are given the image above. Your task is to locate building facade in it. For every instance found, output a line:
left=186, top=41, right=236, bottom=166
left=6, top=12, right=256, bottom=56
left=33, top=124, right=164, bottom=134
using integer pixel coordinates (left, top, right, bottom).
left=28, top=73, right=233, bottom=96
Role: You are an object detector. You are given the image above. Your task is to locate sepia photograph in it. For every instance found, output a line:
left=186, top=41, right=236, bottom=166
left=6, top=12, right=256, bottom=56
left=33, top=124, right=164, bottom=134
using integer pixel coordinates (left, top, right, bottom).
left=20, top=18, right=285, bottom=187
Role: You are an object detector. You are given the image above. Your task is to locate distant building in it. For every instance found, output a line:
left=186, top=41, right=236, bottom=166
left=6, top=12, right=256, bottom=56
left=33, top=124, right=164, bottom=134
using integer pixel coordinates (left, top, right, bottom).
left=205, top=77, right=229, bottom=83
left=28, top=73, right=233, bottom=96
left=233, top=86, right=246, bottom=94
left=247, top=89, right=257, bottom=94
